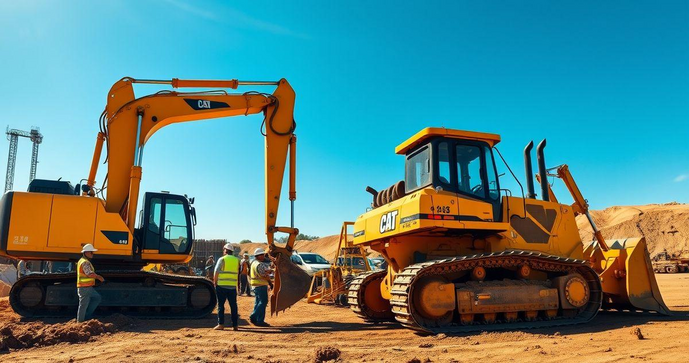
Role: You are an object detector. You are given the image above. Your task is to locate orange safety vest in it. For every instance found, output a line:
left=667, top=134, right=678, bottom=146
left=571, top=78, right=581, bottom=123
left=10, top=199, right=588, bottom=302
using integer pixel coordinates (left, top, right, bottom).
left=240, top=260, right=250, bottom=275
left=77, top=257, right=95, bottom=288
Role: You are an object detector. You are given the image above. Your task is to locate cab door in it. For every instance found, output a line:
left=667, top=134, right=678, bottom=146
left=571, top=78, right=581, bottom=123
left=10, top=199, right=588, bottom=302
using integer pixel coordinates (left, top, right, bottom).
left=140, top=192, right=194, bottom=261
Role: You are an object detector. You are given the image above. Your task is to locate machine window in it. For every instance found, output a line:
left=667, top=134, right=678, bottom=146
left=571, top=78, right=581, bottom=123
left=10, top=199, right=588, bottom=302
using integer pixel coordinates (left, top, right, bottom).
left=144, top=197, right=163, bottom=250
left=300, top=253, right=329, bottom=264
left=484, top=146, right=500, bottom=200
left=160, top=199, right=190, bottom=254
left=405, top=146, right=431, bottom=192
left=456, top=145, right=486, bottom=198
left=437, top=142, right=451, bottom=185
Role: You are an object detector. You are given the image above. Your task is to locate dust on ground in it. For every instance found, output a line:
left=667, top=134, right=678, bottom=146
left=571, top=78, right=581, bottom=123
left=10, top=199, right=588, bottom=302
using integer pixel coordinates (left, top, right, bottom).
left=2, top=274, right=688, bottom=362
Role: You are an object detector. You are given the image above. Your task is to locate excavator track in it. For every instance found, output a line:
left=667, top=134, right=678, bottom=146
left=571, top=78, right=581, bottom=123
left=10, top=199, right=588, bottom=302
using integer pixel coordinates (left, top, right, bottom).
left=10, top=270, right=216, bottom=319
left=390, top=250, right=602, bottom=334
left=348, top=270, right=394, bottom=321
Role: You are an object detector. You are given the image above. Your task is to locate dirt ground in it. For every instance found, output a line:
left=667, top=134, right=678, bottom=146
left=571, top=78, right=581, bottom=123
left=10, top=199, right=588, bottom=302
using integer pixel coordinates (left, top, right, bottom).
left=2, top=274, right=688, bottom=363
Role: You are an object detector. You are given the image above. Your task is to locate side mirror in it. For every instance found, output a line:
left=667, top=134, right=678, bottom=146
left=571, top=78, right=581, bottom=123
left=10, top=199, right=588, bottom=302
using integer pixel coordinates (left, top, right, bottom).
left=190, top=207, right=197, bottom=226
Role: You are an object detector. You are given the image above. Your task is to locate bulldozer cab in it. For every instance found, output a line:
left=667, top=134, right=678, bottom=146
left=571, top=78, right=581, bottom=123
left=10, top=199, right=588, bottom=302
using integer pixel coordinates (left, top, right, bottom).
left=401, top=128, right=503, bottom=220
left=137, top=192, right=196, bottom=257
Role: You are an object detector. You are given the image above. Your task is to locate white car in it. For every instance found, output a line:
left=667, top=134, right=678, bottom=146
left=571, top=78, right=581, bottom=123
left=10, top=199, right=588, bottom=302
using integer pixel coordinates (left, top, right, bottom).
left=290, top=252, right=331, bottom=276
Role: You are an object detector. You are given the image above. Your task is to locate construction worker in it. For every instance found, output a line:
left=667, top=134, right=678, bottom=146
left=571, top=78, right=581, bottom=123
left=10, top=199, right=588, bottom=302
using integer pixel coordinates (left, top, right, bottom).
left=239, top=252, right=252, bottom=297
left=16, top=259, right=26, bottom=279
left=77, top=244, right=104, bottom=322
left=205, top=255, right=215, bottom=279
left=249, top=248, right=273, bottom=326
left=213, top=243, right=240, bottom=331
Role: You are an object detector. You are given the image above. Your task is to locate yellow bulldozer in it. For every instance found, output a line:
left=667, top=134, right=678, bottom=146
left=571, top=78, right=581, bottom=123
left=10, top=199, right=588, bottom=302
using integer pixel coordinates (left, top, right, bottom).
left=307, top=222, right=373, bottom=305
left=348, top=127, right=669, bottom=333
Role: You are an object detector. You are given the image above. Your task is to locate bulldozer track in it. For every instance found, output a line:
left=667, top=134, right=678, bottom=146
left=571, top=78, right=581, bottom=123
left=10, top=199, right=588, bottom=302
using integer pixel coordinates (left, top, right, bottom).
left=390, top=250, right=603, bottom=334
left=348, top=270, right=394, bottom=321
left=10, top=270, right=216, bottom=319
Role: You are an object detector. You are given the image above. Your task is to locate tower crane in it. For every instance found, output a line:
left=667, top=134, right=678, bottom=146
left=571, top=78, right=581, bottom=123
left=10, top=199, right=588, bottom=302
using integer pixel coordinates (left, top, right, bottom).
left=4, top=127, right=43, bottom=193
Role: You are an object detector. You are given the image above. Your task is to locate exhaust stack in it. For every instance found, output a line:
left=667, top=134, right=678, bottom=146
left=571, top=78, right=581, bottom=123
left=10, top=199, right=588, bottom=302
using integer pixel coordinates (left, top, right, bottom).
left=523, top=141, right=536, bottom=199
left=536, top=139, right=549, bottom=202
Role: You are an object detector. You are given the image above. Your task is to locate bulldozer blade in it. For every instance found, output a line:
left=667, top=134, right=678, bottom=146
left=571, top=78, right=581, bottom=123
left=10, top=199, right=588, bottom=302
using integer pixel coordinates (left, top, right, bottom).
left=585, top=237, right=671, bottom=315
left=270, top=252, right=312, bottom=315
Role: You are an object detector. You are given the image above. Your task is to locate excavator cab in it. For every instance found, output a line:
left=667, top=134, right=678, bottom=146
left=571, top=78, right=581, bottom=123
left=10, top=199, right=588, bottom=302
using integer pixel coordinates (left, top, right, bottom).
left=137, top=192, right=196, bottom=258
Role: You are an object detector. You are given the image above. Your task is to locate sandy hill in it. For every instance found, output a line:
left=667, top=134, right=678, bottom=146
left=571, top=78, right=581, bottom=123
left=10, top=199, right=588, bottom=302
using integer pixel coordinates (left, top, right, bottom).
left=576, top=202, right=689, bottom=256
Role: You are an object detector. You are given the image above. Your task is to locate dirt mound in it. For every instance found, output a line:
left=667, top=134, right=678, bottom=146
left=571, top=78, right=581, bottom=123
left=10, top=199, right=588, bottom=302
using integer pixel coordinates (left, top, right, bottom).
left=0, top=313, right=136, bottom=352
left=314, top=346, right=341, bottom=362
left=577, top=203, right=689, bottom=255
left=212, top=344, right=241, bottom=357
left=630, top=327, right=644, bottom=340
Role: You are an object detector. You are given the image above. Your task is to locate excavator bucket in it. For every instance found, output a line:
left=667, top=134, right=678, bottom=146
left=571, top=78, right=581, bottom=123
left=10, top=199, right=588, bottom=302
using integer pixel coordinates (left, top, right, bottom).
left=584, top=237, right=671, bottom=315
left=270, top=252, right=312, bottom=315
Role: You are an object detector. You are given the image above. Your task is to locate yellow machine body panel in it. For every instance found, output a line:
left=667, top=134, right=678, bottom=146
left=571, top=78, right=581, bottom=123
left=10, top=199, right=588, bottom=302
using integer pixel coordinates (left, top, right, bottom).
left=499, top=196, right=584, bottom=259
left=5, top=192, right=52, bottom=252
left=4, top=192, right=132, bottom=259
left=353, top=188, right=509, bottom=246
left=47, top=195, right=98, bottom=249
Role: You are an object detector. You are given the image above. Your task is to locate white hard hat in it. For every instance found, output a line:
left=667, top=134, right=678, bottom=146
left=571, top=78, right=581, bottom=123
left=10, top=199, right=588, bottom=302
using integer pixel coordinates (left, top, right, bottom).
left=223, top=242, right=234, bottom=250
left=253, top=247, right=266, bottom=256
left=81, top=244, right=98, bottom=253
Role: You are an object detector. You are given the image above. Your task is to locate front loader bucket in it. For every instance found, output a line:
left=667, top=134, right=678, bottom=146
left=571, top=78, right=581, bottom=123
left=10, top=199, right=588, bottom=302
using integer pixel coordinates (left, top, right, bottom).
left=270, top=252, right=312, bottom=315
left=584, top=237, right=671, bottom=315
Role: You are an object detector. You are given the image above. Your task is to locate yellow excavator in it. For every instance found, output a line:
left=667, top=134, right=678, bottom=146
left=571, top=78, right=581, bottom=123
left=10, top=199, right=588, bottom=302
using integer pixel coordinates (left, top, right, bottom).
left=1, top=77, right=311, bottom=318
left=348, top=127, right=669, bottom=333
left=307, top=222, right=372, bottom=305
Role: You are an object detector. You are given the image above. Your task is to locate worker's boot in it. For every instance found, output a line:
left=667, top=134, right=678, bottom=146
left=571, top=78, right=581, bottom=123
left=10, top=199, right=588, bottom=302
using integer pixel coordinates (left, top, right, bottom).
left=213, top=324, right=224, bottom=330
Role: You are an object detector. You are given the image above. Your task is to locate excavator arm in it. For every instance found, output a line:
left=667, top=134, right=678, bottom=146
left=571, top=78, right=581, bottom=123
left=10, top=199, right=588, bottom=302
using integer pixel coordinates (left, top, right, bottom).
left=86, top=77, right=309, bottom=313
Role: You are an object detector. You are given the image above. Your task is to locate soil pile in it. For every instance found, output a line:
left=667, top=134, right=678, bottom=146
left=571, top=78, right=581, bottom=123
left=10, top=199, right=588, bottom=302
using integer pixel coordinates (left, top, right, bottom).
left=577, top=203, right=689, bottom=255
left=0, top=299, right=136, bottom=352
left=314, top=346, right=341, bottom=362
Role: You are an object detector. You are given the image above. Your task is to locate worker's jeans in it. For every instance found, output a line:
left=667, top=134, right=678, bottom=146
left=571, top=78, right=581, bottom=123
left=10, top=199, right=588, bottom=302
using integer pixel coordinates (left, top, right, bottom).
left=216, top=286, right=238, bottom=327
left=250, top=285, right=268, bottom=323
left=239, top=274, right=251, bottom=296
left=77, top=287, right=101, bottom=322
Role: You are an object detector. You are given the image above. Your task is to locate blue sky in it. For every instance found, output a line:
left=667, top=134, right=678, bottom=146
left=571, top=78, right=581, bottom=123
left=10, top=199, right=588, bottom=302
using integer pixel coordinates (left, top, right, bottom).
left=0, top=1, right=687, bottom=241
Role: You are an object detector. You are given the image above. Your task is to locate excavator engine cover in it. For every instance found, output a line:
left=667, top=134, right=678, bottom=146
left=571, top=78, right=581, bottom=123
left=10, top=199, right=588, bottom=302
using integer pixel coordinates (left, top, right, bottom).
left=584, top=237, right=670, bottom=315
left=270, top=252, right=312, bottom=315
